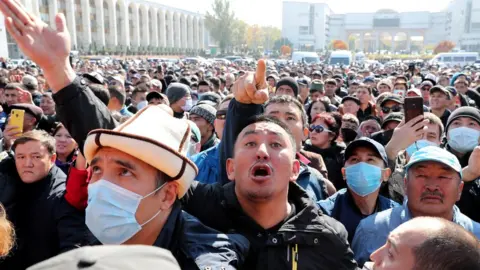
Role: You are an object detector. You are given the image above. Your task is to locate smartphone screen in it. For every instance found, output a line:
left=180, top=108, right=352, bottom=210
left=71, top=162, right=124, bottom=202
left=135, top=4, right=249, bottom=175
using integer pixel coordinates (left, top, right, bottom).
left=404, top=97, right=424, bottom=123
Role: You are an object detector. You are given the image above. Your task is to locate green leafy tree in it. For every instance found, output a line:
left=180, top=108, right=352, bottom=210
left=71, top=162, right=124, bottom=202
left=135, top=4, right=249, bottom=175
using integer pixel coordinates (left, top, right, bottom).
left=232, top=19, right=248, bottom=52
left=205, top=0, right=235, bottom=53
left=261, top=26, right=281, bottom=50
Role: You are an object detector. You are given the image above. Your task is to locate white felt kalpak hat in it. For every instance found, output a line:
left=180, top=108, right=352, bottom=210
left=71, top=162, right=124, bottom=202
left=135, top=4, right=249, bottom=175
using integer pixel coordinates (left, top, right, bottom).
left=84, top=105, right=198, bottom=198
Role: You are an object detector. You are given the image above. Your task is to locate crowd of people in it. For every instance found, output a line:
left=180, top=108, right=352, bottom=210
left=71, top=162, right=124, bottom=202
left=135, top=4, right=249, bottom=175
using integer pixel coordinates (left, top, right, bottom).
left=0, top=0, right=479, bottom=269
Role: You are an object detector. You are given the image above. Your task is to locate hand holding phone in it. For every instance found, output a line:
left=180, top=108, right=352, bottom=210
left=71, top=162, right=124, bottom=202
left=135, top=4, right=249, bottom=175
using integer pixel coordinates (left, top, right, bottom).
left=404, top=97, right=424, bottom=124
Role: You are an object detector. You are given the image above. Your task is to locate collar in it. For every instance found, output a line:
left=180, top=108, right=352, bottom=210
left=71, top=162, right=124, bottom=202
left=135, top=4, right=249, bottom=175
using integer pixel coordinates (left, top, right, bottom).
left=296, top=152, right=311, bottom=165
left=153, top=201, right=183, bottom=249
left=402, top=201, right=461, bottom=223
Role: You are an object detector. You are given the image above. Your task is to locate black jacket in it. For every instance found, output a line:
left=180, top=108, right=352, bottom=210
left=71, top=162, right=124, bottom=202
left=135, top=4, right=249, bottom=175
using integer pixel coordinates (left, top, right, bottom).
left=52, top=78, right=249, bottom=268
left=183, top=182, right=358, bottom=269
left=0, top=162, right=87, bottom=269
left=303, top=141, right=346, bottom=190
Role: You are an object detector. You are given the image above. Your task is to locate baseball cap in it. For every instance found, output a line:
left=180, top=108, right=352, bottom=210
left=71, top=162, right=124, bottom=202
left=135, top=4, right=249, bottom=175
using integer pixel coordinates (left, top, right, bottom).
left=344, top=137, right=388, bottom=165
left=429, top=85, right=451, bottom=99
left=310, top=80, right=324, bottom=92
left=405, top=146, right=462, bottom=178
left=380, top=95, right=404, bottom=107
left=341, top=96, right=360, bottom=105
left=382, top=112, right=403, bottom=129
left=407, top=88, right=421, bottom=97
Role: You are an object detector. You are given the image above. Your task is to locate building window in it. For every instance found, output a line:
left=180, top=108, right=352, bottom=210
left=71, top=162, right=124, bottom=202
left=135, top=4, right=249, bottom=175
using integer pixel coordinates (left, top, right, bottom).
left=299, top=26, right=309, bottom=35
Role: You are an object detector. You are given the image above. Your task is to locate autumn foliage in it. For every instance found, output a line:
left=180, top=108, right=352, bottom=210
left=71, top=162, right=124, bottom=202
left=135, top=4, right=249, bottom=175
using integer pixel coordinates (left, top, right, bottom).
left=434, top=41, right=456, bottom=54
left=332, top=40, right=348, bottom=50
left=280, top=45, right=291, bottom=55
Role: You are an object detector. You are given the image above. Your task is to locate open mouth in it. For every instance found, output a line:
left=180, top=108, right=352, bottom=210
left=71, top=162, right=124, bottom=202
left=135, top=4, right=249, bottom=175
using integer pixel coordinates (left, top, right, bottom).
left=250, top=164, right=272, bottom=181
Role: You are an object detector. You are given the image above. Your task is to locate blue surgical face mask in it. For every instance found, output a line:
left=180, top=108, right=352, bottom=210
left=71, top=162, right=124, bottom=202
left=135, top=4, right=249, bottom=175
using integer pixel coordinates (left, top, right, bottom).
left=345, top=162, right=383, bottom=197
left=406, top=140, right=438, bottom=157
left=86, top=179, right=166, bottom=244
left=448, top=127, right=480, bottom=154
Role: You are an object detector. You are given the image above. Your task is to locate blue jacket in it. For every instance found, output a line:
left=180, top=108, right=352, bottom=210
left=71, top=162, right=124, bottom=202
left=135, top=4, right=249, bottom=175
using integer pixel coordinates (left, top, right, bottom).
left=351, top=202, right=480, bottom=266
left=317, top=189, right=399, bottom=243
left=191, top=144, right=220, bottom=184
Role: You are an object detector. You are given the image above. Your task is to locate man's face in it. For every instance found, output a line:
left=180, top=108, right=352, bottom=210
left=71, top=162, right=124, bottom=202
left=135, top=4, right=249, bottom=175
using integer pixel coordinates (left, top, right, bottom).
left=90, top=147, right=176, bottom=235
left=370, top=221, right=427, bottom=270
left=361, top=120, right=380, bottom=137
left=429, top=91, right=448, bottom=110
left=276, top=85, right=295, bottom=97
left=148, top=98, right=164, bottom=105
left=310, top=91, right=323, bottom=102
left=405, top=161, right=463, bottom=218
left=325, top=83, right=336, bottom=96
left=378, top=84, right=391, bottom=93
left=214, top=100, right=230, bottom=141
left=5, top=89, right=20, bottom=106
left=384, top=121, right=400, bottom=131
left=356, top=88, right=370, bottom=104
left=447, top=117, right=480, bottom=142
left=423, top=123, right=441, bottom=145
left=299, top=85, right=309, bottom=99
left=265, top=103, right=305, bottom=151
left=40, top=96, right=56, bottom=115
left=267, top=78, right=276, bottom=88
left=189, top=114, right=212, bottom=140
left=198, top=85, right=210, bottom=94
left=226, top=76, right=234, bottom=88
left=381, top=101, right=403, bottom=119
left=15, top=140, right=55, bottom=183
left=348, top=84, right=359, bottom=94
left=420, top=86, right=431, bottom=101
left=454, top=81, right=468, bottom=94
left=226, top=122, right=300, bottom=202
left=313, top=75, right=322, bottom=80
left=342, top=100, right=360, bottom=115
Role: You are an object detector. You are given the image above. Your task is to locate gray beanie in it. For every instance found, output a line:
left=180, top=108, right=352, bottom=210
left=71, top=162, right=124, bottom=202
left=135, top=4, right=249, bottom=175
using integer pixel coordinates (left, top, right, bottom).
left=189, top=104, right=217, bottom=125
left=166, top=83, right=190, bottom=104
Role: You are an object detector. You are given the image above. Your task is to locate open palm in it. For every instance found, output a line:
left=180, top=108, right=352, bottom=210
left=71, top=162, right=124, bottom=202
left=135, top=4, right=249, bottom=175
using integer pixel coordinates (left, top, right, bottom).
left=0, top=0, right=70, bottom=70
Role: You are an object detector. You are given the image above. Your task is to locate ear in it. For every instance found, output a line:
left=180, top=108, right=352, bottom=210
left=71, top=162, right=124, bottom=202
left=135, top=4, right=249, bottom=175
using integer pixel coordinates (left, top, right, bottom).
left=159, top=182, right=178, bottom=210
left=341, top=167, right=346, bottom=181
left=50, top=153, right=57, bottom=164
left=226, top=158, right=236, bottom=181
left=457, top=181, right=464, bottom=202
left=302, top=127, right=309, bottom=141
left=382, top=168, right=391, bottom=182
left=290, top=159, right=301, bottom=182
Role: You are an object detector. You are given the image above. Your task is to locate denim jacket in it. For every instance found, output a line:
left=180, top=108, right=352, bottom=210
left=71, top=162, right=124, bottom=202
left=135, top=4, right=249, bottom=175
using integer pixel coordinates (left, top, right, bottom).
left=191, top=144, right=220, bottom=184
left=351, top=202, right=480, bottom=266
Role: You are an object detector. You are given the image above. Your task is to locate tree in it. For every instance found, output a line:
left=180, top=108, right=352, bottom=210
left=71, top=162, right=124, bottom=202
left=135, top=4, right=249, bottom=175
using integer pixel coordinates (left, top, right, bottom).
left=246, top=24, right=265, bottom=51
left=231, top=19, right=248, bottom=51
left=273, top=38, right=293, bottom=51
left=205, top=0, right=235, bottom=53
left=434, top=40, right=456, bottom=54
left=332, top=40, right=348, bottom=50
left=261, top=26, right=281, bottom=50
left=280, top=45, right=291, bottom=55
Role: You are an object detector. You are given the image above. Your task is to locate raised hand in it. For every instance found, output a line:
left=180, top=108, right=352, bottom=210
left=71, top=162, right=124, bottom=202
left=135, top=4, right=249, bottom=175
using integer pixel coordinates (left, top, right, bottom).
left=0, top=0, right=75, bottom=91
left=232, top=59, right=269, bottom=105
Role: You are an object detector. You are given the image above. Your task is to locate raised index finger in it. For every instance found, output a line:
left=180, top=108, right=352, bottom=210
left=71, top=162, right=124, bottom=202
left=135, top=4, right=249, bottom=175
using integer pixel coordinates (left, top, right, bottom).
left=254, top=59, right=267, bottom=88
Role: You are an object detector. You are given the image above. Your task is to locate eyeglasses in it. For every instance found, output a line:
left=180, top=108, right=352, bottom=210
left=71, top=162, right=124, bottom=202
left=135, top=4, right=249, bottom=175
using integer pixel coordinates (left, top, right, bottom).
left=216, top=110, right=227, bottom=120
left=381, top=105, right=402, bottom=114
left=309, top=125, right=331, bottom=133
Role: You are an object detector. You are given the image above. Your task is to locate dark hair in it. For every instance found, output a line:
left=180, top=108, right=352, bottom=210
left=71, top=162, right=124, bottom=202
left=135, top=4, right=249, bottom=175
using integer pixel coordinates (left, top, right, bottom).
left=266, top=95, right=308, bottom=128
left=179, top=77, right=191, bottom=87
left=190, top=82, right=198, bottom=89
left=306, top=99, right=331, bottom=123
left=219, top=76, right=226, bottom=84
left=88, top=84, right=110, bottom=106
left=12, top=130, right=56, bottom=156
left=108, top=85, right=126, bottom=105
left=234, top=115, right=297, bottom=156
left=131, top=87, right=147, bottom=100
left=198, top=80, right=211, bottom=89
left=208, top=77, right=220, bottom=90
left=412, top=221, right=480, bottom=270
left=0, top=77, right=8, bottom=89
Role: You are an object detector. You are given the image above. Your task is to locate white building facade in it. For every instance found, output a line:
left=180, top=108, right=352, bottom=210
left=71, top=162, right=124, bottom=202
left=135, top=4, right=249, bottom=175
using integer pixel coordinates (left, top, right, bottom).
left=282, top=0, right=480, bottom=53
left=3, top=0, right=206, bottom=58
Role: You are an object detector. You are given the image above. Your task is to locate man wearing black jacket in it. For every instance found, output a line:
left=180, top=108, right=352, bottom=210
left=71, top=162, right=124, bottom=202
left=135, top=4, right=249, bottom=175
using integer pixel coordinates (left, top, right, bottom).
left=0, top=130, right=86, bottom=269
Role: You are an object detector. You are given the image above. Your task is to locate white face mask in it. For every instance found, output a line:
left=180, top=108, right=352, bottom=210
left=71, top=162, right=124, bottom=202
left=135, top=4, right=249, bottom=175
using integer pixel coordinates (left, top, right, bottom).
left=181, top=99, right=193, bottom=112
left=448, top=127, right=480, bottom=154
left=86, top=180, right=166, bottom=244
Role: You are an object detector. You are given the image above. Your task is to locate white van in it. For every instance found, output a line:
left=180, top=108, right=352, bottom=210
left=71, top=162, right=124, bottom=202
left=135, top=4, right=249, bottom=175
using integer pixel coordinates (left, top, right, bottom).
left=430, top=52, right=479, bottom=67
left=291, top=51, right=320, bottom=64
left=329, top=50, right=352, bottom=66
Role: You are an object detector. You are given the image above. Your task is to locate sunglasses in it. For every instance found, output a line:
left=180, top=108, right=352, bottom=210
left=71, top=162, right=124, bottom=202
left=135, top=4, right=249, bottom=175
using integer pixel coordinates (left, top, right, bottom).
left=216, top=110, right=227, bottom=120
left=382, top=105, right=402, bottom=114
left=309, top=125, right=331, bottom=133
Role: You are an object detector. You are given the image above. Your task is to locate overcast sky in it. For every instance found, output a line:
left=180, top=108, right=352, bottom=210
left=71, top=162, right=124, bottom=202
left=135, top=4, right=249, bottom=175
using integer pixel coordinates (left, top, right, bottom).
left=157, top=0, right=453, bottom=27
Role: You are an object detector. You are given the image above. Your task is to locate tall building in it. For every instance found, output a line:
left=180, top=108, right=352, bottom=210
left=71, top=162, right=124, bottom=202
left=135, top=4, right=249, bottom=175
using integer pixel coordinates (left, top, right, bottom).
left=282, top=0, right=480, bottom=53
left=1, top=0, right=206, bottom=58
left=282, top=1, right=332, bottom=51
